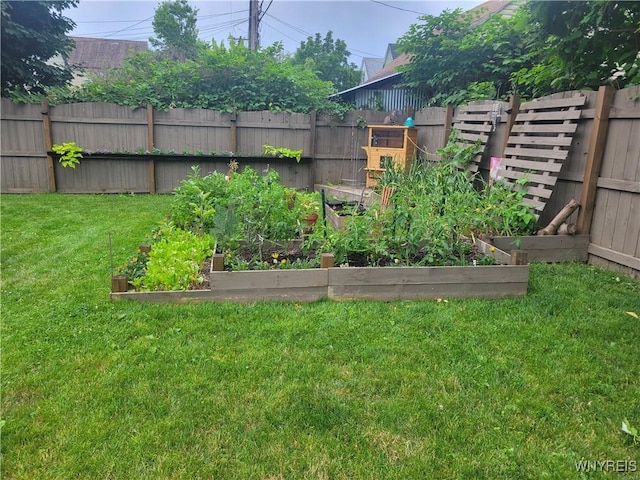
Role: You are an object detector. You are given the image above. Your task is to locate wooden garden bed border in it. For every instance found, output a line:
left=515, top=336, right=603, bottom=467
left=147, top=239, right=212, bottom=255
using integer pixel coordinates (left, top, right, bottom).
left=489, top=234, right=589, bottom=263
left=111, top=263, right=529, bottom=303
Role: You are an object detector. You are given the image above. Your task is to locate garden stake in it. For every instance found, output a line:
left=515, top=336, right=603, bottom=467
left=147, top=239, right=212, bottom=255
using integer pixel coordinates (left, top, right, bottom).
left=108, top=232, right=114, bottom=277
left=321, top=189, right=327, bottom=237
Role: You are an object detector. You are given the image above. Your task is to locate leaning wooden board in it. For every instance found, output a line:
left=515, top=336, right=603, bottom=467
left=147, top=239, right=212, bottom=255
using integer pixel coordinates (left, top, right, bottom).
left=497, top=95, right=587, bottom=219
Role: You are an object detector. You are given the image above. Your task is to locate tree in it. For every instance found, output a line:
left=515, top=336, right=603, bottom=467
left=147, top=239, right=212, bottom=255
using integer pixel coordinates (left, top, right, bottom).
left=291, top=31, right=360, bottom=91
left=150, top=0, right=200, bottom=60
left=397, top=7, right=533, bottom=105
left=70, top=41, right=336, bottom=113
left=514, top=1, right=640, bottom=92
left=397, top=1, right=640, bottom=105
left=1, top=1, right=78, bottom=97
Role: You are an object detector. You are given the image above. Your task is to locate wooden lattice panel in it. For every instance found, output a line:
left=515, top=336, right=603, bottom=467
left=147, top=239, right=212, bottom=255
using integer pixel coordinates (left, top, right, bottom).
left=497, top=95, right=586, bottom=218
left=452, top=102, right=502, bottom=173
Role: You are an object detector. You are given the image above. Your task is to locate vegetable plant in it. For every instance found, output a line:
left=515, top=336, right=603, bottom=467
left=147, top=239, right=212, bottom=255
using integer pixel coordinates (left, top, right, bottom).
left=263, top=144, right=303, bottom=163
left=52, top=141, right=83, bottom=168
left=132, top=223, right=213, bottom=291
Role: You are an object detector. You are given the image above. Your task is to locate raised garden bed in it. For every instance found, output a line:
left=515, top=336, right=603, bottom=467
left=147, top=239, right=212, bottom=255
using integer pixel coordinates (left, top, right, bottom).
left=489, top=234, right=589, bottom=263
left=318, top=185, right=589, bottom=265
left=111, top=141, right=542, bottom=303
left=111, top=262, right=529, bottom=303
left=324, top=200, right=366, bottom=230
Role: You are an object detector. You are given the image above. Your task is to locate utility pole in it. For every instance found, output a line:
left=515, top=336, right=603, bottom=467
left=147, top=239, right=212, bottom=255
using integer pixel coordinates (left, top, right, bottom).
left=248, top=0, right=259, bottom=50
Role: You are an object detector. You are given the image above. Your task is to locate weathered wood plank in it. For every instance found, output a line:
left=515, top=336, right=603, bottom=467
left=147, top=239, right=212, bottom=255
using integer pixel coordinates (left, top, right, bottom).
left=576, top=85, right=615, bottom=234
left=588, top=243, right=640, bottom=271
left=327, top=265, right=528, bottom=286
left=492, top=234, right=590, bottom=262
left=210, top=269, right=328, bottom=290
left=328, top=274, right=528, bottom=300
left=111, top=290, right=220, bottom=303
left=497, top=158, right=564, bottom=172
left=453, top=123, right=494, bottom=133
left=505, top=136, right=574, bottom=147
left=206, top=287, right=328, bottom=303
left=504, top=147, right=569, bottom=161
left=473, top=238, right=512, bottom=264
left=520, top=96, right=587, bottom=110
left=514, top=111, right=582, bottom=122
left=521, top=198, right=547, bottom=211
left=509, top=123, right=579, bottom=134
left=457, top=132, right=489, bottom=143
left=497, top=169, right=561, bottom=186
left=453, top=113, right=495, bottom=122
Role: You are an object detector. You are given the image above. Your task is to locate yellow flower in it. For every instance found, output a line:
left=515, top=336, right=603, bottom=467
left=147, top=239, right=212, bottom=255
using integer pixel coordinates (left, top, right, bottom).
left=271, top=252, right=279, bottom=259
left=132, top=257, right=138, bottom=263
left=281, top=259, right=286, bottom=264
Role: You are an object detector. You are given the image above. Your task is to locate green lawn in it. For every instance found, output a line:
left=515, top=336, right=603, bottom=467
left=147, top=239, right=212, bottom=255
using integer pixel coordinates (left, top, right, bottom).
left=1, top=193, right=639, bottom=479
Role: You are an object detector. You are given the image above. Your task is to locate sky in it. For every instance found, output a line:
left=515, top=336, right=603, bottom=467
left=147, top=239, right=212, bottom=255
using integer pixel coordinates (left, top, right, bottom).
left=64, top=0, right=486, bottom=65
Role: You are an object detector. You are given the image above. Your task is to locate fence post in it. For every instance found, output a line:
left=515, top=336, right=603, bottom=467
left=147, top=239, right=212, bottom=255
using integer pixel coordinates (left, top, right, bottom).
left=576, top=85, right=614, bottom=234
left=146, top=104, right=156, bottom=193
left=40, top=99, right=56, bottom=192
left=443, top=104, right=453, bottom=145
left=230, top=109, right=237, bottom=153
left=501, top=94, right=520, bottom=155
left=308, top=110, right=317, bottom=191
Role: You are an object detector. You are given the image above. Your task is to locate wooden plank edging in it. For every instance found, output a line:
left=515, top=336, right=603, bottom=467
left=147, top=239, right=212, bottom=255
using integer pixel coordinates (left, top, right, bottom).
left=491, top=235, right=589, bottom=262
left=111, top=264, right=529, bottom=303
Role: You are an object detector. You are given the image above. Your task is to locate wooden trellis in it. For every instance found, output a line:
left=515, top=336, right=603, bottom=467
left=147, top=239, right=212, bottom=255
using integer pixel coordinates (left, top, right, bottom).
left=496, top=95, right=587, bottom=219
left=451, top=102, right=503, bottom=173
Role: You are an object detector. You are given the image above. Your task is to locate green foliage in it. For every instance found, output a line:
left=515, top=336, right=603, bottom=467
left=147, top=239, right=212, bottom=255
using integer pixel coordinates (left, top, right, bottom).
left=398, top=1, right=640, bottom=105
left=52, top=141, right=83, bottom=168
left=291, top=31, right=360, bottom=91
left=170, top=164, right=318, bottom=257
left=622, top=418, right=639, bottom=444
left=150, top=0, right=200, bottom=60
left=1, top=1, right=78, bottom=97
left=313, top=136, right=536, bottom=266
left=66, top=40, right=336, bottom=113
left=397, top=7, right=531, bottom=105
left=134, top=223, right=213, bottom=291
left=480, top=180, right=537, bottom=237
left=515, top=1, right=640, bottom=92
left=118, top=249, right=149, bottom=285
left=263, top=144, right=303, bottom=162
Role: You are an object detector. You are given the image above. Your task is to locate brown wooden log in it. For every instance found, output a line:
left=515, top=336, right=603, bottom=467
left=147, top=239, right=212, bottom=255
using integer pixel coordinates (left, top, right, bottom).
left=557, top=223, right=577, bottom=236
left=537, top=199, right=580, bottom=236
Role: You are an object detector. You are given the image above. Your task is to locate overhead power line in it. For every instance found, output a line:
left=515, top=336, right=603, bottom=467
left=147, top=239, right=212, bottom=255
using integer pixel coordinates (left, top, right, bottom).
left=369, top=0, right=425, bottom=15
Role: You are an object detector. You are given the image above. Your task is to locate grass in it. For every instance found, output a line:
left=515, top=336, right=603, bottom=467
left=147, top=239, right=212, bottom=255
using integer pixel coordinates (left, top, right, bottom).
left=1, top=193, right=639, bottom=479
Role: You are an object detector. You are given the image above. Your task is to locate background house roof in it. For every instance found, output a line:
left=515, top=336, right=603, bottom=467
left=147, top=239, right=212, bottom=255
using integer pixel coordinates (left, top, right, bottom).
left=68, top=37, right=148, bottom=76
left=360, top=57, right=385, bottom=82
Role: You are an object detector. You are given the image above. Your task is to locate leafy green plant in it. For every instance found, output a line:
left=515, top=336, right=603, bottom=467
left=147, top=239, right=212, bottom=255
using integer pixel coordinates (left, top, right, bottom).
left=622, top=418, right=639, bottom=444
left=263, top=144, right=303, bottom=163
left=134, top=224, right=213, bottom=291
left=118, top=249, right=149, bottom=286
left=52, top=141, right=83, bottom=168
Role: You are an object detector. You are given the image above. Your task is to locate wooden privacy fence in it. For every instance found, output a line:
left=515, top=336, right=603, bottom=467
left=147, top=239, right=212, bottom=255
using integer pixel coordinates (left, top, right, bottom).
left=1, top=86, right=639, bottom=276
